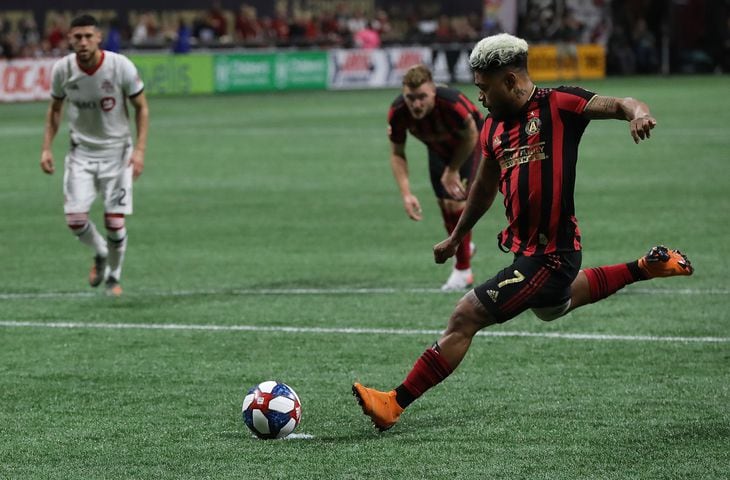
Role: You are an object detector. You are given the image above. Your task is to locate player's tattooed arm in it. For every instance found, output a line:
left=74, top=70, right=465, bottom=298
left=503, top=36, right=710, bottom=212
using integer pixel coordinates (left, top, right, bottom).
left=583, top=95, right=622, bottom=119
left=584, top=95, right=656, bottom=143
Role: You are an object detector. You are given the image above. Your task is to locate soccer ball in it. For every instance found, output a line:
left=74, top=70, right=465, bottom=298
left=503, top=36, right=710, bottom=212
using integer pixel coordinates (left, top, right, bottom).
left=242, top=381, right=302, bottom=439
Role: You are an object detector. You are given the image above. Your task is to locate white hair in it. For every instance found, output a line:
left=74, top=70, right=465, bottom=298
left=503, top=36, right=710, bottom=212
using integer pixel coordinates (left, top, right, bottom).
left=469, top=33, right=529, bottom=72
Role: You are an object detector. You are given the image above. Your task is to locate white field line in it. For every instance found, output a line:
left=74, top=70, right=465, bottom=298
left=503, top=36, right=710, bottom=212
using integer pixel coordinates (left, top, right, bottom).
left=0, top=320, right=727, bottom=344
left=0, top=286, right=726, bottom=300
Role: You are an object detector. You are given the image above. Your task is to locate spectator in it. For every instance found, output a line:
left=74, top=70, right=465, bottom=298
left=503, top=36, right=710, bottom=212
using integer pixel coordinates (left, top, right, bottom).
left=207, top=1, right=229, bottom=41
left=46, top=14, right=66, bottom=50
left=235, top=4, right=262, bottom=43
left=269, top=6, right=290, bottom=44
left=353, top=21, right=381, bottom=49
left=632, top=18, right=659, bottom=73
left=173, top=18, right=192, bottom=53
left=104, top=17, right=122, bottom=53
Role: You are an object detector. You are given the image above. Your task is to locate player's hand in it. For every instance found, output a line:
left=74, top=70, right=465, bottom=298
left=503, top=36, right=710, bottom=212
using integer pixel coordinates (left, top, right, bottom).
left=403, top=194, right=423, bottom=221
left=40, top=149, right=55, bottom=174
left=440, top=168, right=466, bottom=200
left=630, top=115, right=656, bottom=143
left=130, top=148, right=145, bottom=179
left=434, top=236, right=459, bottom=264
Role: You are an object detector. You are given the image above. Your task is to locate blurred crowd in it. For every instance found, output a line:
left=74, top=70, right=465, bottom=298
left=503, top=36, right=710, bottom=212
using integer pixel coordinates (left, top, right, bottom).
left=1, top=1, right=728, bottom=74
left=0, top=3, right=483, bottom=58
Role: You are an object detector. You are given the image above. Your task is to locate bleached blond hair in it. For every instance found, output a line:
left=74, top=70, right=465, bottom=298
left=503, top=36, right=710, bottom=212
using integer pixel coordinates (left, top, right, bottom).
left=469, top=33, right=529, bottom=72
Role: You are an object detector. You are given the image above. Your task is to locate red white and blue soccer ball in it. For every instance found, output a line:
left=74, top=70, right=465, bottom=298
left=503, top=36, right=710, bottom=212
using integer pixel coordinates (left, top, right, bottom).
left=242, top=381, right=302, bottom=439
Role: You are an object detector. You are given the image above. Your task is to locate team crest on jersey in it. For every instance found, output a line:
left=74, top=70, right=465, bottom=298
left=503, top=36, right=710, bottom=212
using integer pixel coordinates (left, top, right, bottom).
left=100, top=97, right=116, bottom=112
left=101, top=79, right=115, bottom=93
left=525, top=116, right=541, bottom=136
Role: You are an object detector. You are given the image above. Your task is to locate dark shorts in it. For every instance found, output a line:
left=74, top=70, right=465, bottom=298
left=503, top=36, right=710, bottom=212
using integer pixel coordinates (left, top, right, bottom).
left=428, top=148, right=479, bottom=200
left=473, top=251, right=582, bottom=324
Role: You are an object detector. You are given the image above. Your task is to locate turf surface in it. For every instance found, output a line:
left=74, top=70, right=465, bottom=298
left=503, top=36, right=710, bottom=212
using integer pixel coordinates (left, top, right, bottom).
left=1, top=75, right=728, bottom=479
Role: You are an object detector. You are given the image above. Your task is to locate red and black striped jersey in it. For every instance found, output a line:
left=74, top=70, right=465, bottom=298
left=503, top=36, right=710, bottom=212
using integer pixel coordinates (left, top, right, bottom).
left=388, top=86, right=484, bottom=160
left=480, top=86, right=596, bottom=256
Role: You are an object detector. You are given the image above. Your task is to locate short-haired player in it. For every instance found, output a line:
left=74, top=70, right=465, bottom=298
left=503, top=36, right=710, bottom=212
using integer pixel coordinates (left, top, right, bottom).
left=40, top=14, right=149, bottom=296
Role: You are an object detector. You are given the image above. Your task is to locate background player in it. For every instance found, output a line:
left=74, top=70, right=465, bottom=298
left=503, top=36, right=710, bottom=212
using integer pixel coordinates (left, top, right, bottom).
left=354, top=33, right=693, bottom=431
left=388, top=64, right=483, bottom=291
left=40, top=14, right=149, bottom=297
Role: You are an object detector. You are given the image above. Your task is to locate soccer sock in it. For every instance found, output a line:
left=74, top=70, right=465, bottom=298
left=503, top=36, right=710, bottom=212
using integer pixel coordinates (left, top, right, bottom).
left=395, top=344, right=454, bottom=409
left=442, top=208, right=471, bottom=270
left=583, top=261, right=644, bottom=303
left=74, top=222, right=108, bottom=257
left=107, top=234, right=127, bottom=280
left=105, top=214, right=127, bottom=281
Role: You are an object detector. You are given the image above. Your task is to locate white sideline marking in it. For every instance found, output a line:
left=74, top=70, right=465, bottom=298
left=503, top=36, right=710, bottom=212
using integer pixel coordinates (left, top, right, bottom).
left=0, top=286, right=726, bottom=300
left=0, top=320, right=727, bottom=344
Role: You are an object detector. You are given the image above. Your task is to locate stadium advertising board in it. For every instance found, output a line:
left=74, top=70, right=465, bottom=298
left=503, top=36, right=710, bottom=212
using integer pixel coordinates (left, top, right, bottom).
left=527, top=44, right=606, bottom=81
left=128, top=54, right=214, bottom=95
left=329, top=47, right=430, bottom=89
left=0, top=58, right=57, bottom=102
left=215, top=52, right=328, bottom=92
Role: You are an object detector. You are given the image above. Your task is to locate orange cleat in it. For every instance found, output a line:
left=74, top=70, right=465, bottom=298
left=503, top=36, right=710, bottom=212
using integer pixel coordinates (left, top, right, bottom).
left=352, top=383, right=403, bottom=431
left=638, top=245, right=694, bottom=278
left=105, top=276, right=123, bottom=297
left=89, top=255, right=106, bottom=287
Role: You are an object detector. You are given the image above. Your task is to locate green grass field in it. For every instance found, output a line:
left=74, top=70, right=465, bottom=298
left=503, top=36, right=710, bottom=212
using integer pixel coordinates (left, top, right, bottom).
left=1, top=76, right=728, bottom=479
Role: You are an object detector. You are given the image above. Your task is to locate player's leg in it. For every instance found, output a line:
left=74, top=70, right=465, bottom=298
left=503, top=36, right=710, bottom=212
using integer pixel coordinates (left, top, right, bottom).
left=353, top=292, right=496, bottom=431
left=100, top=148, right=133, bottom=296
left=429, top=150, right=477, bottom=291
left=104, top=213, right=127, bottom=296
left=565, top=245, right=693, bottom=313
left=63, top=153, right=107, bottom=286
left=353, top=255, right=556, bottom=430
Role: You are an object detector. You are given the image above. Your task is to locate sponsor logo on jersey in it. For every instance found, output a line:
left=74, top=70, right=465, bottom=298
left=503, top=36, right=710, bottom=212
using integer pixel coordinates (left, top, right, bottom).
left=73, top=100, right=97, bottom=109
left=498, top=143, right=547, bottom=170
left=101, top=97, right=116, bottom=112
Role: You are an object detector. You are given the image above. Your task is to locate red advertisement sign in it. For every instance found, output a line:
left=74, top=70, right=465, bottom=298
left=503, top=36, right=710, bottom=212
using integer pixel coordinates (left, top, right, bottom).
left=0, top=58, right=58, bottom=102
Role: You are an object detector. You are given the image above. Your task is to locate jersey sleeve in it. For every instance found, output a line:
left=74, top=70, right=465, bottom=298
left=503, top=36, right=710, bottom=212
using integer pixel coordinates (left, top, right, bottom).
left=387, top=104, right=407, bottom=144
left=554, top=86, right=596, bottom=115
left=120, top=55, right=144, bottom=98
left=50, top=58, right=67, bottom=99
left=450, top=95, right=477, bottom=129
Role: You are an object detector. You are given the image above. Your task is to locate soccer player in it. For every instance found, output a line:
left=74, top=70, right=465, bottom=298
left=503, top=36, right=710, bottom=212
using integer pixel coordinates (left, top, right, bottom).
left=388, top=64, right=484, bottom=291
left=40, top=14, right=149, bottom=297
left=353, top=33, right=693, bottom=431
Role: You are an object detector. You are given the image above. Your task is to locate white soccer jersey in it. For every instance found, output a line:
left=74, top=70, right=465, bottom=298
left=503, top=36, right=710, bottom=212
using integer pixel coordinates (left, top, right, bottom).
left=51, top=50, right=144, bottom=154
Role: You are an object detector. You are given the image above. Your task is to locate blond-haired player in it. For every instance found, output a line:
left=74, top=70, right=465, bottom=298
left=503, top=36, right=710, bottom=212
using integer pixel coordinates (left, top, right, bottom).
left=40, top=14, right=149, bottom=296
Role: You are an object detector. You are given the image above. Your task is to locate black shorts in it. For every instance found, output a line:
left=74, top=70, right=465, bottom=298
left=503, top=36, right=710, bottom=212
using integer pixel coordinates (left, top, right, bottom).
left=473, top=251, right=582, bottom=324
left=428, top=148, right=479, bottom=200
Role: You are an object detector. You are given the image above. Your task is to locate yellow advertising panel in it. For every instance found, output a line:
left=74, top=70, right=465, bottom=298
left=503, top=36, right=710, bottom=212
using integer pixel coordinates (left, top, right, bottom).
left=528, top=44, right=605, bottom=81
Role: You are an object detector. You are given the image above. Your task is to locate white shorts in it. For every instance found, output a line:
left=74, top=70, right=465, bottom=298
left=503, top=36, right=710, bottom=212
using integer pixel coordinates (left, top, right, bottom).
left=63, top=145, right=133, bottom=215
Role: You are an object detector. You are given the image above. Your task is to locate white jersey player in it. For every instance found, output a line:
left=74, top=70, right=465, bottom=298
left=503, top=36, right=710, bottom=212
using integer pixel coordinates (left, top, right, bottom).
left=40, top=14, right=149, bottom=297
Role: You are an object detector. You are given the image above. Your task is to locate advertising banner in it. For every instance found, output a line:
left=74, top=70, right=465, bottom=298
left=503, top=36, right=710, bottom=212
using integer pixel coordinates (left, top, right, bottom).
left=0, top=58, right=57, bottom=102
left=129, top=53, right=214, bottom=96
left=329, top=47, right=431, bottom=89
left=527, top=44, right=605, bottom=82
left=215, top=51, right=328, bottom=92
